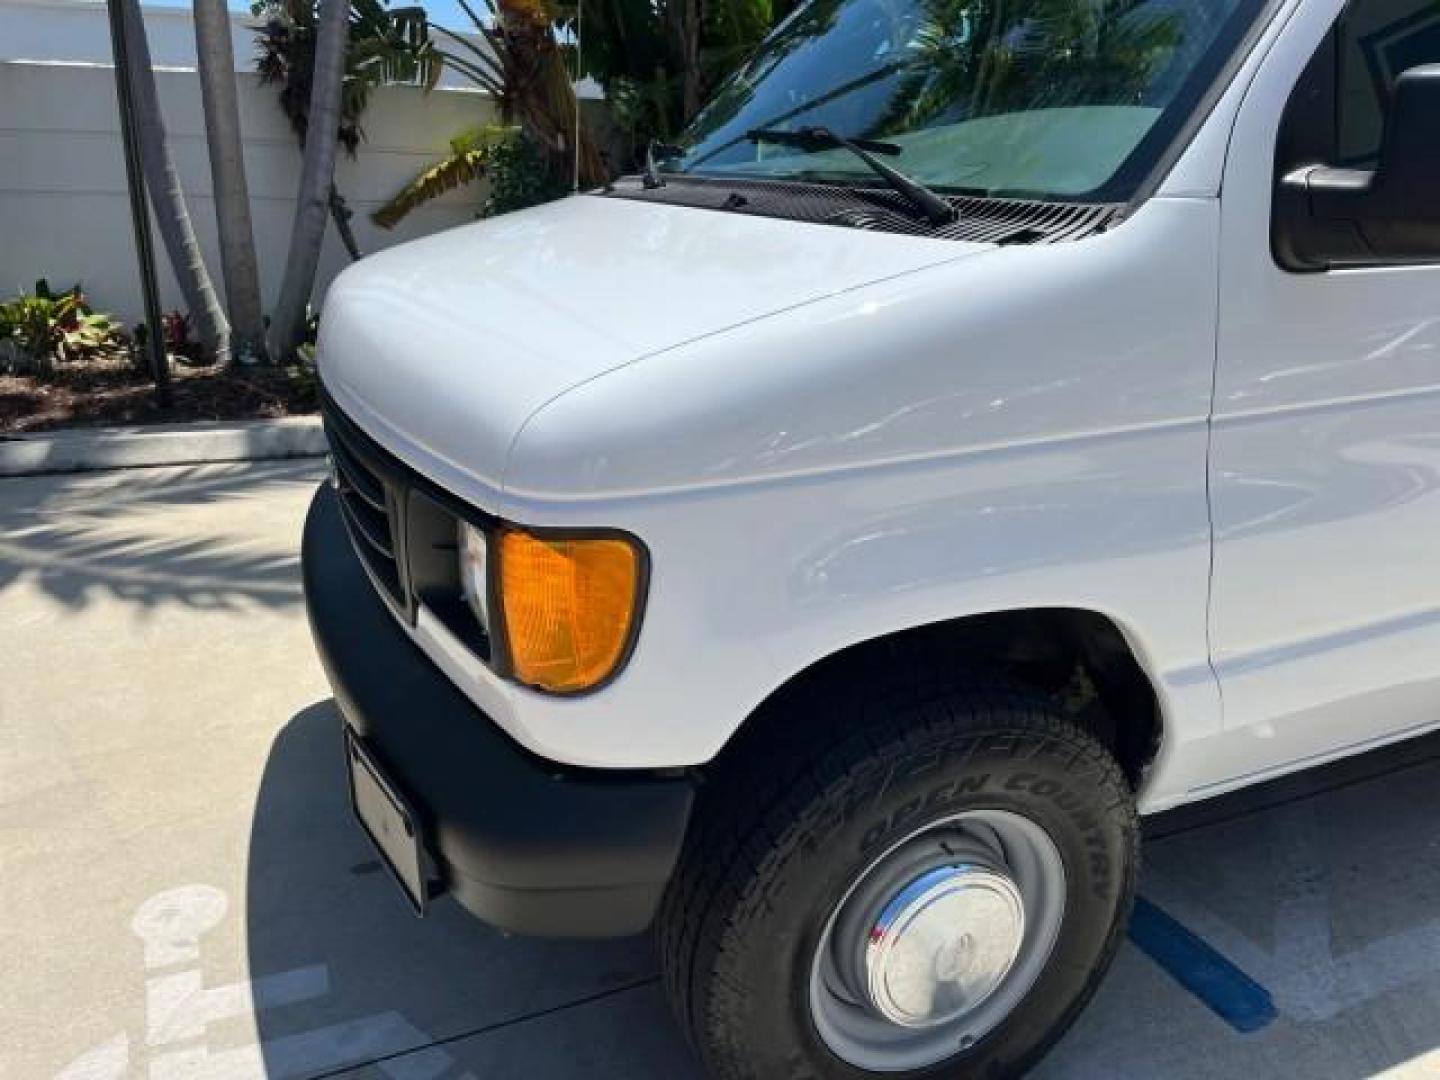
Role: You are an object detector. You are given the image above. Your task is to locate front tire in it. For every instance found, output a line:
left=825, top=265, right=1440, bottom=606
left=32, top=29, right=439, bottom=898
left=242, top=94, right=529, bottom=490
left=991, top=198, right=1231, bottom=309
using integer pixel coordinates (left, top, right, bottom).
left=659, top=678, right=1139, bottom=1079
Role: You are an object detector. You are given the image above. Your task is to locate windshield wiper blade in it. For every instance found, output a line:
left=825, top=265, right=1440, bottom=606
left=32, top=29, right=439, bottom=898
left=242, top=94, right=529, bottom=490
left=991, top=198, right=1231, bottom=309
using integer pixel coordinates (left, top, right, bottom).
left=747, top=126, right=958, bottom=226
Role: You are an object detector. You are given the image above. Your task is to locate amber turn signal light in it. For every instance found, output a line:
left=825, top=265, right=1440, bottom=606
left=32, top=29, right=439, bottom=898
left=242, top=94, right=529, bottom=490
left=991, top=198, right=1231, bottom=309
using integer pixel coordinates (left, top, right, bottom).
left=497, top=530, right=643, bottom=693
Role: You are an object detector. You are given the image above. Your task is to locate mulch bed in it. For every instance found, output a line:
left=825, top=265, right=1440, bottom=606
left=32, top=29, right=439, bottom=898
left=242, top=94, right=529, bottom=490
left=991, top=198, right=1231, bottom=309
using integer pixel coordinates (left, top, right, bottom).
left=0, top=355, right=318, bottom=435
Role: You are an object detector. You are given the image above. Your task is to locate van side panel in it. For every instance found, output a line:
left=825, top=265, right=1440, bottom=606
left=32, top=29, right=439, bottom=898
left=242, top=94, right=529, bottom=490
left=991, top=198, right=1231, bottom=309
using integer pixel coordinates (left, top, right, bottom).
left=1202, top=0, right=1440, bottom=799
left=495, top=198, right=1223, bottom=812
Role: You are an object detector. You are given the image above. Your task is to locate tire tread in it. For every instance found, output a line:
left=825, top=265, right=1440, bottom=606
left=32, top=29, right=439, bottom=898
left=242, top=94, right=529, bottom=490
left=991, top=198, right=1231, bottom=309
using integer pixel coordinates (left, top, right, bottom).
left=658, top=663, right=1138, bottom=1079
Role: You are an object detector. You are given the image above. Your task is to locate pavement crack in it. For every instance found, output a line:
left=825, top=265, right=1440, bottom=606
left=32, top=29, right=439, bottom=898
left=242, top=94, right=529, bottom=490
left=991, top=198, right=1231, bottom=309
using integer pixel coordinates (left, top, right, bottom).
left=299, top=974, right=663, bottom=1080
left=1146, top=745, right=1440, bottom=842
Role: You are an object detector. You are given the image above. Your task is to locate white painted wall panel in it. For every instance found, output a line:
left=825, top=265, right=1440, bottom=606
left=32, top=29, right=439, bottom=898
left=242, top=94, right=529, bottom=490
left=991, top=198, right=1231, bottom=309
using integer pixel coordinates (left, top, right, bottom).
left=0, top=0, right=507, bottom=88
left=0, top=59, right=498, bottom=325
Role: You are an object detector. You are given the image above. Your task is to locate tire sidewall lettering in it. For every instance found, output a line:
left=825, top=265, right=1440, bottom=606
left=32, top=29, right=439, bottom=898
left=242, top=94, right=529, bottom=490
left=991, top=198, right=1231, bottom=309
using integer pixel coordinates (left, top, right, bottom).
left=854, top=758, right=1116, bottom=903
left=680, top=716, right=1139, bottom=1080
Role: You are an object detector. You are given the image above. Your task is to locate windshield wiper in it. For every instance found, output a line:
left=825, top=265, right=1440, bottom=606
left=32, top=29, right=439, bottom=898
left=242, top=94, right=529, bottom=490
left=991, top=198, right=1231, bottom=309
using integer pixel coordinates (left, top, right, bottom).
left=747, top=126, right=958, bottom=226
left=643, top=140, right=686, bottom=189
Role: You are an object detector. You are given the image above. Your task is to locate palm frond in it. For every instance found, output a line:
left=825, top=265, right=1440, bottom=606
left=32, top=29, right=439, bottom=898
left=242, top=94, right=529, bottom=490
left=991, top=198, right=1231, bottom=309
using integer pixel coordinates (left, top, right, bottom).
left=371, top=125, right=519, bottom=229
left=432, top=24, right=506, bottom=94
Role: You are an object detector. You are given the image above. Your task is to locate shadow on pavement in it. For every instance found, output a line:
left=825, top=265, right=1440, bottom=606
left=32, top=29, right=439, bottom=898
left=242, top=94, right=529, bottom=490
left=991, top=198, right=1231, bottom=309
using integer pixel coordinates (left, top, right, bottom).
left=245, top=701, right=700, bottom=1078
left=1041, top=728, right=1440, bottom=1079
left=247, top=702, right=1440, bottom=1079
left=0, top=460, right=317, bottom=611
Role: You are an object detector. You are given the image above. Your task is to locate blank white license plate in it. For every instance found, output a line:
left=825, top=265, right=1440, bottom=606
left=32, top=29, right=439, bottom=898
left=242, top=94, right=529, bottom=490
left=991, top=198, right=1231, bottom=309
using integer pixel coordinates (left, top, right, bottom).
left=345, top=730, right=427, bottom=915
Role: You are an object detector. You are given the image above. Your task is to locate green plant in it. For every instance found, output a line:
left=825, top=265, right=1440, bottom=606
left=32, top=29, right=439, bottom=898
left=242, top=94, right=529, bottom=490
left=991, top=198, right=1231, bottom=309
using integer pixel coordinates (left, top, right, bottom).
left=374, top=0, right=793, bottom=229
left=372, top=123, right=567, bottom=228
left=0, top=282, right=128, bottom=377
left=373, top=0, right=610, bottom=229
left=253, top=0, right=441, bottom=151
left=482, top=127, right=571, bottom=216
left=570, top=0, right=797, bottom=149
left=298, top=305, right=322, bottom=361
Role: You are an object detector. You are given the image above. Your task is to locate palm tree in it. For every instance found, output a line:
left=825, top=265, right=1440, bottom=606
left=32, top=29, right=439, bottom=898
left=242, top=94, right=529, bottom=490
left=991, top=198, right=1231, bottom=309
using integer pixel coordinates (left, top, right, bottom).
left=252, top=0, right=442, bottom=260
left=269, top=0, right=349, bottom=360
left=117, top=0, right=231, bottom=365
left=373, top=0, right=630, bottom=229
left=194, top=0, right=266, bottom=362
left=436, top=0, right=607, bottom=182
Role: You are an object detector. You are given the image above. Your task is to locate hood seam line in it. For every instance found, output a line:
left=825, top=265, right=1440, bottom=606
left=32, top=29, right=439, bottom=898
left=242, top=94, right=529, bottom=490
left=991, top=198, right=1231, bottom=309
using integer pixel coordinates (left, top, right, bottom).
left=498, top=246, right=993, bottom=498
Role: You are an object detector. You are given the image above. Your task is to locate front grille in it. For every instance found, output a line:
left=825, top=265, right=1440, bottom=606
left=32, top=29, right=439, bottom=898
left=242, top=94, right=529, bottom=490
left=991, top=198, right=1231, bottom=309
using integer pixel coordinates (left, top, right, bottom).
left=324, top=405, right=405, bottom=612
left=321, top=397, right=494, bottom=661
left=596, top=175, right=1125, bottom=245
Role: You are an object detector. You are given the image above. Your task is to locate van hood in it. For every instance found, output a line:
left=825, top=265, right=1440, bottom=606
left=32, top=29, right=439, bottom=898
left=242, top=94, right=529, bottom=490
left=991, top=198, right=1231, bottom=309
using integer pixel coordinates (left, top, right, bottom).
left=318, top=193, right=989, bottom=501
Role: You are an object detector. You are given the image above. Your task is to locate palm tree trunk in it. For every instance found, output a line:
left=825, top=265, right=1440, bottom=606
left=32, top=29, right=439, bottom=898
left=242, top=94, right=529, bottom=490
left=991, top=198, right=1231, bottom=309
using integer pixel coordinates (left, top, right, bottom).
left=118, top=0, right=230, bottom=366
left=284, top=130, right=363, bottom=261
left=193, top=0, right=265, bottom=362
left=269, top=0, right=349, bottom=360
left=495, top=0, right=608, bottom=188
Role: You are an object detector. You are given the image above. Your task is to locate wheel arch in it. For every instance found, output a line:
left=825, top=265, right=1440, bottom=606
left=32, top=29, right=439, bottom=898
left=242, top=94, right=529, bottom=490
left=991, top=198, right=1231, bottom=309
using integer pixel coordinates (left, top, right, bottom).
left=721, top=607, right=1166, bottom=791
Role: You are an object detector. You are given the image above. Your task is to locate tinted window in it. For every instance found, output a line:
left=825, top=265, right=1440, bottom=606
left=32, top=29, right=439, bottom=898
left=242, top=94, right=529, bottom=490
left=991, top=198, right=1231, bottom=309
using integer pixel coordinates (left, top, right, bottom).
left=1338, top=0, right=1440, bottom=163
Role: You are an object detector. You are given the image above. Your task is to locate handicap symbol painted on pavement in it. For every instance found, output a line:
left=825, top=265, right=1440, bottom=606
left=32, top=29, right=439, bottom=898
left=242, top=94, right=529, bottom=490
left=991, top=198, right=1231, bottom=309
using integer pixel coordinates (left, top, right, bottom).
left=55, top=884, right=477, bottom=1080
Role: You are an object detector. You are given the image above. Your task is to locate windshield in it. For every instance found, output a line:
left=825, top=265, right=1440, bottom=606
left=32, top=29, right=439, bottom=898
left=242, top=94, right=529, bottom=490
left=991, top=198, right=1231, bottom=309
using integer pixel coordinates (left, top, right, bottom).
left=668, top=0, right=1266, bottom=202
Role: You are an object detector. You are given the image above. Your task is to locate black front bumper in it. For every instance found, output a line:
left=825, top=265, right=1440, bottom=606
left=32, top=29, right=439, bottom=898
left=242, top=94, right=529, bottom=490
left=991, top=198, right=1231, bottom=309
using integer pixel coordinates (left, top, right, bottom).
left=302, top=483, right=694, bottom=938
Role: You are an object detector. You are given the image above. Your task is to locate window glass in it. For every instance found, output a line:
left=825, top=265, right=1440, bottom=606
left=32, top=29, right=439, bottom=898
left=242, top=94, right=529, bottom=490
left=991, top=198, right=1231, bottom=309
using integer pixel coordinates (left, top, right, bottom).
left=1338, top=0, right=1440, bottom=163
left=669, top=0, right=1268, bottom=201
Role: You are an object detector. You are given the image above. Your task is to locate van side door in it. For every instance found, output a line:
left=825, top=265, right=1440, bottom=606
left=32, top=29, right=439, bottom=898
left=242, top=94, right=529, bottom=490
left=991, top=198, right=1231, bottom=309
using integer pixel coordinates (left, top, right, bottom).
left=1208, top=0, right=1440, bottom=790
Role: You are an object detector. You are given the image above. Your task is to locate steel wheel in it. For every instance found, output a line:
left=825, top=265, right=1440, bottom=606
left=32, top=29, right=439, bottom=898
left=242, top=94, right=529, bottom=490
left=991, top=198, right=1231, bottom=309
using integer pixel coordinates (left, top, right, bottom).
left=658, top=679, right=1138, bottom=1080
left=808, top=809, right=1067, bottom=1073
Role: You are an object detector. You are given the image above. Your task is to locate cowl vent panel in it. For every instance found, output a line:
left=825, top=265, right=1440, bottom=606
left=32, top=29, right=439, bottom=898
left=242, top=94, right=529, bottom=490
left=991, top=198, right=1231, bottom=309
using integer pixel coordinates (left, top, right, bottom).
left=596, top=176, right=1123, bottom=245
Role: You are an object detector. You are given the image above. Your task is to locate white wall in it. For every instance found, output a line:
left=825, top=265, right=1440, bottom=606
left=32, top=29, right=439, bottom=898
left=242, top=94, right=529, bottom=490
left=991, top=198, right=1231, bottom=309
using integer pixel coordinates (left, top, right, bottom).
left=0, top=0, right=533, bottom=88
left=0, top=0, right=608, bottom=327
left=0, top=0, right=601, bottom=92
left=0, top=59, right=498, bottom=326
left=1, top=0, right=260, bottom=71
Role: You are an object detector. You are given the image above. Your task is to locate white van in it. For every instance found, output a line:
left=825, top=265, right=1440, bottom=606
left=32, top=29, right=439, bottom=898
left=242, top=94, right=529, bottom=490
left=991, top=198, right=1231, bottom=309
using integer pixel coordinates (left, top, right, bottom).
left=301, top=0, right=1440, bottom=1072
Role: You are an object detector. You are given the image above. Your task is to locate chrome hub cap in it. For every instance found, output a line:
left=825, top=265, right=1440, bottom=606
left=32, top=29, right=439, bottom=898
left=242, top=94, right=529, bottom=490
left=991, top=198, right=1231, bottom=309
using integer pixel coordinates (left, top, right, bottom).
left=808, top=810, right=1066, bottom=1072
left=865, top=865, right=1026, bottom=1028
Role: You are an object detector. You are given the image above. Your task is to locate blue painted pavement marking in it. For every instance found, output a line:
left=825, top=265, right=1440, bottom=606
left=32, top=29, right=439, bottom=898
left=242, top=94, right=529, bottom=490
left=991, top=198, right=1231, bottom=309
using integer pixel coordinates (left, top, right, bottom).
left=1128, top=895, right=1278, bottom=1034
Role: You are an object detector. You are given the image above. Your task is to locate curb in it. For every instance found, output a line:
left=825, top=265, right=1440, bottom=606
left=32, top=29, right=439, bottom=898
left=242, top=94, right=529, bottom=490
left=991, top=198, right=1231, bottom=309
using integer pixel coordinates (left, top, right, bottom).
left=0, top=417, right=328, bottom=477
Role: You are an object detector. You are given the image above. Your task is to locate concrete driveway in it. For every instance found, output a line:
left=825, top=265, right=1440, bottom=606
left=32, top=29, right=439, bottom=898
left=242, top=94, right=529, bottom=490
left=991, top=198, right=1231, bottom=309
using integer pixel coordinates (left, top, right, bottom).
left=5, top=460, right=1440, bottom=1079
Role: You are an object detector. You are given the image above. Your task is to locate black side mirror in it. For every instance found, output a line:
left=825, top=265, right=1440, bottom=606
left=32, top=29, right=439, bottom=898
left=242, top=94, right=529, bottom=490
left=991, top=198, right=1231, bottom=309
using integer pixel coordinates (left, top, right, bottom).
left=1275, top=64, right=1440, bottom=271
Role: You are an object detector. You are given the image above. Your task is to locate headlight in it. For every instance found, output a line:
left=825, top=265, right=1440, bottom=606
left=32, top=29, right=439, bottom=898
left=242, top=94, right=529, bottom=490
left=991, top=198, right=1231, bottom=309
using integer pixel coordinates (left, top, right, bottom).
left=496, top=530, right=644, bottom=694
left=457, top=521, right=490, bottom=634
